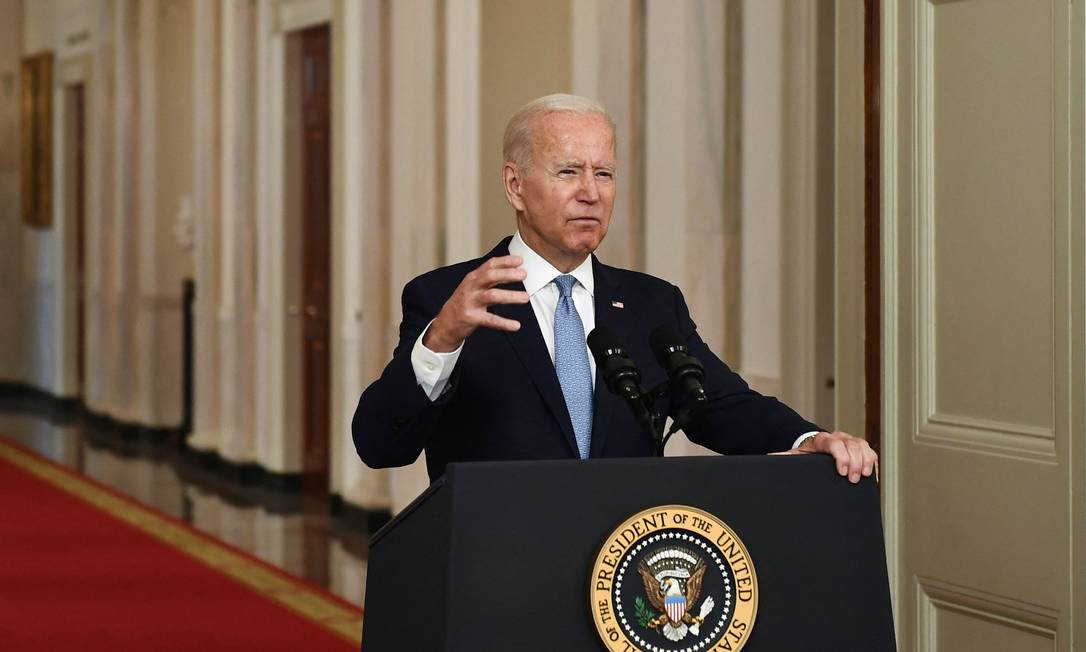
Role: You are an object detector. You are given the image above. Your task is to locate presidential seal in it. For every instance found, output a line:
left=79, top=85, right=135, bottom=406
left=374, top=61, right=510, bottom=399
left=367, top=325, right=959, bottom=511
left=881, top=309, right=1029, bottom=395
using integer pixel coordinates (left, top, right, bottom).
left=589, top=505, right=758, bottom=652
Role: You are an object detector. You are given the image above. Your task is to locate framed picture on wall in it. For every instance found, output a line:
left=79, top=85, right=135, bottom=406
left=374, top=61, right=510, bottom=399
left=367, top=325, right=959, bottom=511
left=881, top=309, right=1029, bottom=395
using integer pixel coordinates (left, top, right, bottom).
left=21, top=51, right=53, bottom=229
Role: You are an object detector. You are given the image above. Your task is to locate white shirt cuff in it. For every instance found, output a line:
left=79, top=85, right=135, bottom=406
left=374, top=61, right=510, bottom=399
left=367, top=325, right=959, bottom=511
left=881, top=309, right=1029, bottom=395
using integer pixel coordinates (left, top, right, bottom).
left=411, top=320, right=463, bottom=401
left=792, top=431, right=821, bottom=449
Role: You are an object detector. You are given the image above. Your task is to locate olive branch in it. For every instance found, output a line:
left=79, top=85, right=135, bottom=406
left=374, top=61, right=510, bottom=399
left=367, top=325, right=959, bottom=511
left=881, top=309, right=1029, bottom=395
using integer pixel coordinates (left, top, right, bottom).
left=634, top=596, right=660, bottom=629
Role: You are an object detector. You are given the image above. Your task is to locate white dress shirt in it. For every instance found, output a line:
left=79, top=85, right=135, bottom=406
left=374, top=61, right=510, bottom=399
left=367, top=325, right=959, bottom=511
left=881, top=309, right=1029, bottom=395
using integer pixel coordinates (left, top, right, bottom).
left=411, top=231, right=595, bottom=400
left=409, top=231, right=817, bottom=449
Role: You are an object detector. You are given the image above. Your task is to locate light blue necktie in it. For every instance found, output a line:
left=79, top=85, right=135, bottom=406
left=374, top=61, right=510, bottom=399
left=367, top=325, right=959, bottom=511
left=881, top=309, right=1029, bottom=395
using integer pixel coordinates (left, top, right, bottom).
left=553, top=274, right=593, bottom=459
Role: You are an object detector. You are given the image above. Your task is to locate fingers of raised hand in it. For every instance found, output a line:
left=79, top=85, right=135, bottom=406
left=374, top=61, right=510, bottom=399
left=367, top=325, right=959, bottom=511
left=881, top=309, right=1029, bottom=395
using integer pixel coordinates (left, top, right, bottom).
left=447, top=258, right=527, bottom=331
left=462, top=289, right=525, bottom=331
left=479, top=266, right=528, bottom=287
left=485, top=255, right=524, bottom=270
left=468, top=257, right=527, bottom=289
left=478, top=288, right=530, bottom=307
left=478, top=311, right=521, bottom=332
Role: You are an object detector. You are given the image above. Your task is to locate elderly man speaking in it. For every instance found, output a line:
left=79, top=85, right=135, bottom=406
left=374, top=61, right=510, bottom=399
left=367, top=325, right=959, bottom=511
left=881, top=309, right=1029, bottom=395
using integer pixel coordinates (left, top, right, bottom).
left=352, top=94, right=877, bottom=484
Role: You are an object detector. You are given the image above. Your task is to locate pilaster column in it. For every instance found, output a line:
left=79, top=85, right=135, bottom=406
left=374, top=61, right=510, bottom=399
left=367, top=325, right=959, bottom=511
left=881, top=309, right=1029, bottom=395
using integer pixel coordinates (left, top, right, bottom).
left=780, top=0, right=832, bottom=425
left=386, top=0, right=439, bottom=511
left=189, top=0, right=221, bottom=452
left=105, top=0, right=140, bottom=422
left=833, top=0, right=866, bottom=436
left=644, top=2, right=687, bottom=286
left=644, top=0, right=728, bottom=455
left=571, top=0, right=643, bottom=270
left=134, top=0, right=185, bottom=429
left=443, top=0, right=480, bottom=264
left=738, top=0, right=784, bottom=397
left=253, top=0, right=292, bottom=473
left=330, top=0, right=389, bottom=508
left=83, top=0, right=115, bottom=412
left=135, top=0, right=156, bottom=423
left=217, top=0, right=257, bottom=464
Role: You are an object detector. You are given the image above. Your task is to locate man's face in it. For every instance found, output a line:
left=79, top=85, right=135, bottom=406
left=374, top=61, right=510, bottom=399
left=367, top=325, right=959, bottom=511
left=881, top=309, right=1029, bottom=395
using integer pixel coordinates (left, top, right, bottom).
left=505, top=112, right=616, bottom=271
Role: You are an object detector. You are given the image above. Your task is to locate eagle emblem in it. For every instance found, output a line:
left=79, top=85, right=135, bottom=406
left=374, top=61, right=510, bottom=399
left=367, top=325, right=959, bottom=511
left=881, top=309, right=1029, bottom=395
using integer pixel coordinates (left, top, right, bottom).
left=636, top=546, right=716, bottom=642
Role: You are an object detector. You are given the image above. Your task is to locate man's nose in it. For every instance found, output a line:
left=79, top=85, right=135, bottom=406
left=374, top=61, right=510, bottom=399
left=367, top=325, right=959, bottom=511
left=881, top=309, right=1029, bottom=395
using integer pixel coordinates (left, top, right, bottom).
left=578, top=174, right=600, bottom=202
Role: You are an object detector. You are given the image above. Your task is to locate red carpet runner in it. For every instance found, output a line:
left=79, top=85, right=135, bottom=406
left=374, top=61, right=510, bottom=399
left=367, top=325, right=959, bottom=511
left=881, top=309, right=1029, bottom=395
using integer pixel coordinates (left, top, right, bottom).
left=0, top=438, right=363, bottom=650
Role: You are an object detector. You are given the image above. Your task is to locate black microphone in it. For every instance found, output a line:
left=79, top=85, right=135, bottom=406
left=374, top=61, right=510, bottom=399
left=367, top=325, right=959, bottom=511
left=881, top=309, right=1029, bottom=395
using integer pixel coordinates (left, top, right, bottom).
left=587, top=327, right=642, bottom=401
left=649, top=326, right=708, bottom=408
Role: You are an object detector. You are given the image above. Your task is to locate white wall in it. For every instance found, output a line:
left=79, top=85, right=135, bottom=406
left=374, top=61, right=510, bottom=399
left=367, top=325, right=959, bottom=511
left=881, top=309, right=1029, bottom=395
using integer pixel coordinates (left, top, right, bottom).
left=6, top=0, right=190, bottom=432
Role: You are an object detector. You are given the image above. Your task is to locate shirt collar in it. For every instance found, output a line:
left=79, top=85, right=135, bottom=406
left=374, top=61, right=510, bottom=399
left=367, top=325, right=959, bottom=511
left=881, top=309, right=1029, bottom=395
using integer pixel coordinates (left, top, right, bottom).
left=508, top=231, right=595, bottom=298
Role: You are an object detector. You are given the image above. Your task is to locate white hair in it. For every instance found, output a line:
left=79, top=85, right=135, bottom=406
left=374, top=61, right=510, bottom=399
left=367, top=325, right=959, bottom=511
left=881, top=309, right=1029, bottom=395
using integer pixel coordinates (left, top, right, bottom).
left=502, top=94, right=616, bottom=171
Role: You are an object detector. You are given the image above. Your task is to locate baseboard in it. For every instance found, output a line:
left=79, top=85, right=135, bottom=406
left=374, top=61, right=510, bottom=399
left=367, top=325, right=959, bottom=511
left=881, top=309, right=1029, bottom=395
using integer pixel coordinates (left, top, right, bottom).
left=0, top=380, right=387, bottom=532
left=0, top=381, right=82, bottom=418
left=180, top=446, right=304, bottom=492
left=331, top=493, right=392, bottom=535
left=1, top=381, right=302, bottom=496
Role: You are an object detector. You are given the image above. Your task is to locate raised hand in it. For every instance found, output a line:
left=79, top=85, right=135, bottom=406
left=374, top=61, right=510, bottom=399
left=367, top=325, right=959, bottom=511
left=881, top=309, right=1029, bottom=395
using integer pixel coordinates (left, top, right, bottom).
left=422, top=255, right=531, bottom=353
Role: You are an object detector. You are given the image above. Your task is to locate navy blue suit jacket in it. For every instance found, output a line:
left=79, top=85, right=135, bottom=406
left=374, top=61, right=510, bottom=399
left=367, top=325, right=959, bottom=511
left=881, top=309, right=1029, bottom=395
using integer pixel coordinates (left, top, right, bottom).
left=352, top=238, right=819, bottom=481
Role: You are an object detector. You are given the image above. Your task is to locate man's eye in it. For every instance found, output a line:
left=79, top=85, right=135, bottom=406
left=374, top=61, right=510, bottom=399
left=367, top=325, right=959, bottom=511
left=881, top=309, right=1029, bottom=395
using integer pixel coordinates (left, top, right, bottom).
left=597, top=171, right=614, bottom=179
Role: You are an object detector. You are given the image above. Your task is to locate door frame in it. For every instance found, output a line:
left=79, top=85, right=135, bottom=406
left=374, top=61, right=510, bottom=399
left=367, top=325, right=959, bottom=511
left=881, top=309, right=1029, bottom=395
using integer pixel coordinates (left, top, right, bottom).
left=297, top=22, right=333, bottom=491
left=833, top=0, right=896, bottom=627
left=55, top=55, right=93, bottom=399
left=253, top=4, right=334, bottom=477
left=866, top=0, right=901, bottom=632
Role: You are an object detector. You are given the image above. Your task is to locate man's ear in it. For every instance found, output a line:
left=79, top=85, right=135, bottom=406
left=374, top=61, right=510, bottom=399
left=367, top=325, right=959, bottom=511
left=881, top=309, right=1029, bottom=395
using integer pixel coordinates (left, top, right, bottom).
left=502, top=162, right=526, bottom=212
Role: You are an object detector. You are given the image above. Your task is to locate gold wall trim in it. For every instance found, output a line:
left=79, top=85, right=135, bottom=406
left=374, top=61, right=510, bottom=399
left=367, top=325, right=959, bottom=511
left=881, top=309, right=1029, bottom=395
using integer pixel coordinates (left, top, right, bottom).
left=21, top=51, right=54, bottom=229
left=0, top=438, right=364, bottom=646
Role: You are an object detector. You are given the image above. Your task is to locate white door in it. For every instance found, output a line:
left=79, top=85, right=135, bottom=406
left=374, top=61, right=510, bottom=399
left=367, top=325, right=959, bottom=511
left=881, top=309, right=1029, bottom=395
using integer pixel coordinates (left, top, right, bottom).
left=882, top=0, right=1085, bottom=650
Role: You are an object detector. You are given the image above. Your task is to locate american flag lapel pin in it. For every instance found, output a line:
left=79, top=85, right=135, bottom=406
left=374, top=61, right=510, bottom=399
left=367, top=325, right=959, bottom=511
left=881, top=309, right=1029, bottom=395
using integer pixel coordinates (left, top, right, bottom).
left=611, top=299, right=624, bottom=309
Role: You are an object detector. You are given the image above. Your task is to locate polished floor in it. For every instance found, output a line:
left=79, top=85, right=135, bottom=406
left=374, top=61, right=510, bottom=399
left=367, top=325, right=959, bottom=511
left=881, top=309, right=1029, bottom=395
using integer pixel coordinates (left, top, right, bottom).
left=0, top=392, right=369, bottom=607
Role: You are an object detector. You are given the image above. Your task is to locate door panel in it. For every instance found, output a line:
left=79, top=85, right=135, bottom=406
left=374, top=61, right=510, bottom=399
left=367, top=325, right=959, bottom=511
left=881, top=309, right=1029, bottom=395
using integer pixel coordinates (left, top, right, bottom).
left=887, top=0, right=1082, bottom=650
left=917, top=577, right=1058, bottom=652
left=299, top=24, right=331, bottom=491
left=68, top=84, right=87, bottom=390
left=928, top=0, right=1054, bottom=437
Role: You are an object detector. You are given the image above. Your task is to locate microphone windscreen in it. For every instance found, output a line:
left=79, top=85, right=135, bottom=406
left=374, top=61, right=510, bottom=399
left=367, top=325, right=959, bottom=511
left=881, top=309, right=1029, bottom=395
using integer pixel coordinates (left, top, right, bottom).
left=587, top=326, right=625, bottom=362
left=649, top=325, right=684, bottom=366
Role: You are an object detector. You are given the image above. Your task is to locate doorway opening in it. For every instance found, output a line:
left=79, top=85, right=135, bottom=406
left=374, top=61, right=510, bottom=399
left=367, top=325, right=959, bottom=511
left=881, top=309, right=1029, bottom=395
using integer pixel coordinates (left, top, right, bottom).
left=63, top=83, right=87, bottom=394
left=286, top=25, right=333, bottom=498
left=863, top=0, right=881, bottom=458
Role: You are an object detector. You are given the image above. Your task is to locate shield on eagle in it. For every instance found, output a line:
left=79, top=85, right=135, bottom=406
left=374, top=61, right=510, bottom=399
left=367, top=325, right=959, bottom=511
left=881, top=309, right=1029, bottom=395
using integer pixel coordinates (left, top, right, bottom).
left=664, top=594, right=687, bottom=623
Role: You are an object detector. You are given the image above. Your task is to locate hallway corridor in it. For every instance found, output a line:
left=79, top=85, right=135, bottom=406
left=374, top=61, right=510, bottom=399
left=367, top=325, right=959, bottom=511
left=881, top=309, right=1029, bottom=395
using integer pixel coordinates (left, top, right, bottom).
left=0, top=390, right=370, bottom=609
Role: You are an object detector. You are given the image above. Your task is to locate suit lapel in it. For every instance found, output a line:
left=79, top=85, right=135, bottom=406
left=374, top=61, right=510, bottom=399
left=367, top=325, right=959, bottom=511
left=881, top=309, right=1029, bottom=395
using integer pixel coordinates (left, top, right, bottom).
left=485, top=239, right=580, bottom=457
left=492, top=297, right=580, bottom=457
left=589, top=257, right=624, bottom=458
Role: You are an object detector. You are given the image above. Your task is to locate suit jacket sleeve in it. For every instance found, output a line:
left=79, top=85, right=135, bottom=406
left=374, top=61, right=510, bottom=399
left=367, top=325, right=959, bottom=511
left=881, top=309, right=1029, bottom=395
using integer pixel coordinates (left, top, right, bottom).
left=669, top=284, right=822, bottom=454
left=351, top=276, right=462, bottom=468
